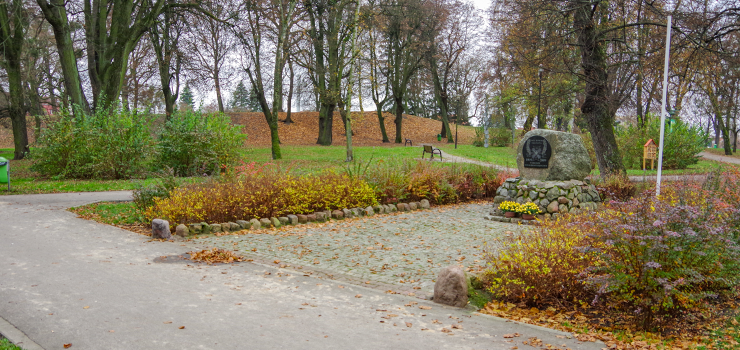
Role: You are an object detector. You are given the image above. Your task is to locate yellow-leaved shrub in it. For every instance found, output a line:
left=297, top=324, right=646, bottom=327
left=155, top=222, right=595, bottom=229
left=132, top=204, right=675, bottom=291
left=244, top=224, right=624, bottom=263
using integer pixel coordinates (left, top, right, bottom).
left=483, top=214, right=602, bottom=307
left=146, top=172, right=377, bottom=224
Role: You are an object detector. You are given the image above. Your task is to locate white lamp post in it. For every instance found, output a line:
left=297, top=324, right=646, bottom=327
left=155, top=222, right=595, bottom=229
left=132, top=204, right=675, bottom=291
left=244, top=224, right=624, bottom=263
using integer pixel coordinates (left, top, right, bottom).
left=656, top=15, right=672, bottom=196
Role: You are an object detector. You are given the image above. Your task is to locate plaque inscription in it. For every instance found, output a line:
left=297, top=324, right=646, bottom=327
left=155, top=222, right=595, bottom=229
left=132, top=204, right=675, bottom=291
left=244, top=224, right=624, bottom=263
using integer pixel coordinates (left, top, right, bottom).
left=523, top=136, right=551, bottom=168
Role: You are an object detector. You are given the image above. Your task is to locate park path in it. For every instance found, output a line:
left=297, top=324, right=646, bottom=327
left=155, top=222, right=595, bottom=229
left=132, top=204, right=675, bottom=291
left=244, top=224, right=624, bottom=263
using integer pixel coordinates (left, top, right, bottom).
left=698, top=151, right=740, bottom=165
left=427, top=147, right=739, bottom=183
left=0, top=191, right=602, bottom=350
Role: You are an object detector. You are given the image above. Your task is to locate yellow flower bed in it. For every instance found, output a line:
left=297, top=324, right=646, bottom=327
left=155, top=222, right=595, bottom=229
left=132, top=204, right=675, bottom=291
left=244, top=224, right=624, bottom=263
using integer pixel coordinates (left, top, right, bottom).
left=518, top=202, right=541, bottom=215
left=498, top=201, right=520, bottom=213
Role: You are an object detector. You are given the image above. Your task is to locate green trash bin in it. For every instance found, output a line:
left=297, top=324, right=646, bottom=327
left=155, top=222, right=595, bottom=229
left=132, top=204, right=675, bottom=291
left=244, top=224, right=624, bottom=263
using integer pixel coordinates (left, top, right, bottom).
left=437, top=134, right=441, bottom=141
left=0, top=156, right=9, bottom=190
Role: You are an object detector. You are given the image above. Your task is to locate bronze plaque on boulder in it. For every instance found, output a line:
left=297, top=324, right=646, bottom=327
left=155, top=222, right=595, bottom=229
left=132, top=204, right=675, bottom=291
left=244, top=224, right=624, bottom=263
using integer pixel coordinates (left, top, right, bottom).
left=523, top=136, right=551, bottom=168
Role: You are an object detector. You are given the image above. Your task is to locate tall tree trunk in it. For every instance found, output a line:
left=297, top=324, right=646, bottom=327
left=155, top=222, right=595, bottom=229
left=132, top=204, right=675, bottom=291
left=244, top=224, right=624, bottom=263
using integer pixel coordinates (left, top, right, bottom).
left=284, top=59, right=294, bottom=124
left=317, top=104, right=335, bottom=145
left=37, top=0, right=89, bottom=112
left=429, top=56, right=452, bottom=142
left=1, top=0, right=29, bottom=159
left=394, top=96, right=404, bottom=143
left=376, top=109, right=390, bottom=143
left=7, top=63, right=29, bottom=160
left=214, top=70, right=225, bottom=113
left=574, top=1, right=625, bottom=177
left=150, top=11, right=181, bottom=120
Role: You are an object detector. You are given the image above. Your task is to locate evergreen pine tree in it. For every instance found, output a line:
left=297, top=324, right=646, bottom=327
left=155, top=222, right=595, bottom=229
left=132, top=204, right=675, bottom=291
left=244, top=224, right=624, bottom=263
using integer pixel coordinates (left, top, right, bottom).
left=180, top=84, right=194, bottom=109
left=247, top=85, right=262, bottom=112
left=230, top=81, right=250, bottom=111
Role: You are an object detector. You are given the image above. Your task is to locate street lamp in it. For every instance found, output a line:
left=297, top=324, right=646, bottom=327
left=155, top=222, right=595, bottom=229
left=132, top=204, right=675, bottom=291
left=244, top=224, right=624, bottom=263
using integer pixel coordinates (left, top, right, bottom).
left=667, top=109, right=676, bottom=132
left=537, top=68, right=543, bottom=129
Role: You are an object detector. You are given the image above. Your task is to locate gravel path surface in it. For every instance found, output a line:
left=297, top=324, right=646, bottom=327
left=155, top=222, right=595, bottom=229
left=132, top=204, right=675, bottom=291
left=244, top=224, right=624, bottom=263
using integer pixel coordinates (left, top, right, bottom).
left=195, top=202, right=517, bottom=298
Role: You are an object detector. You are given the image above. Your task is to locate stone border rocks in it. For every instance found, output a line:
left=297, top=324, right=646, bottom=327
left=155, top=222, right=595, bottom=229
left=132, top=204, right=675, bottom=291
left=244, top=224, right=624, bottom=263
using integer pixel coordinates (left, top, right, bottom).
left=154, top=199, right=432, bottom=238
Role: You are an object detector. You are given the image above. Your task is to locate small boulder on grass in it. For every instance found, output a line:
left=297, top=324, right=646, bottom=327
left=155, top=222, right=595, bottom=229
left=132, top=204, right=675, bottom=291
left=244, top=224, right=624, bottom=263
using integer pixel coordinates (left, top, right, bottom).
left=152, top=219, right=171, bottom=239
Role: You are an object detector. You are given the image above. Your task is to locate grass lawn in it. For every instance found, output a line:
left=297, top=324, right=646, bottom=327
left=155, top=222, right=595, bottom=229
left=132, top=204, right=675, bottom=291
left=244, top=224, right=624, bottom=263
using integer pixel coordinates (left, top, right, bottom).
left=0, top=145, right=429, bottom=195
left=0, top=338, right=23, bottom=350
left=605, top=158, right=730, bottom=177
left=242, top=144, right=422, bottom=171
left=70, top=201, right=144, bottom=225
left=437, top=144, right=518, bottom=168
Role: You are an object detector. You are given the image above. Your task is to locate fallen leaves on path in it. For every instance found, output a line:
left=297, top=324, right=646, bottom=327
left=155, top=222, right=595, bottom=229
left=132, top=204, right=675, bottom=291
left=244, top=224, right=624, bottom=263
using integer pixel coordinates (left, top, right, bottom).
left=187, top=248, right=246, bottom=264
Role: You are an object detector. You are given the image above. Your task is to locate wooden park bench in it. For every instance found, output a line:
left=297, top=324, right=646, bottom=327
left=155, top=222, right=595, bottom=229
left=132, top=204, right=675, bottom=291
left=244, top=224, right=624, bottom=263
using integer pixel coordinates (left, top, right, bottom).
left=422, top=144, right=443, bottom=161
left=405, top=138, right=413, bottom=146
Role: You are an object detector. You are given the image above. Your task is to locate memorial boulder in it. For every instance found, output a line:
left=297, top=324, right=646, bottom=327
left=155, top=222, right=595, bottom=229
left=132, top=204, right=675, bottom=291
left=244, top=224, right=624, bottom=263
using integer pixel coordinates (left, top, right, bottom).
left=516, top=129, right=591, bottom=181
left=491, top=129, right=600, bottom=219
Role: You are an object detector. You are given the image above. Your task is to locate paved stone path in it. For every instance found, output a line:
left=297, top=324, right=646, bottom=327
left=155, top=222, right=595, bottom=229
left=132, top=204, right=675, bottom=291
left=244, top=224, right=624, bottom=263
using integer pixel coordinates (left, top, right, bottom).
left=196, top=202, right=514, bottom=299
left=1, top=192, right=602, bottom=350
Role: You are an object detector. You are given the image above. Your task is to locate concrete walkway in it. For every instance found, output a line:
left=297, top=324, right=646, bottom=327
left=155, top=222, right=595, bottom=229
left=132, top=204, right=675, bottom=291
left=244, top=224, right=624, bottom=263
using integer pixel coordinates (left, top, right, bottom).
left=698, top=151, right=740, bottom=165
left=0, top=192, right=602, bottom=350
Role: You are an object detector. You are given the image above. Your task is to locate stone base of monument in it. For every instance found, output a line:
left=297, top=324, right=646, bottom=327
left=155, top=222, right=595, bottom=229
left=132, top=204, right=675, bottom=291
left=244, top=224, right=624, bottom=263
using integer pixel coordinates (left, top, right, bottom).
left=483, top=213, right=540, bottom=225
left=492, top=176, right=601, bottom=216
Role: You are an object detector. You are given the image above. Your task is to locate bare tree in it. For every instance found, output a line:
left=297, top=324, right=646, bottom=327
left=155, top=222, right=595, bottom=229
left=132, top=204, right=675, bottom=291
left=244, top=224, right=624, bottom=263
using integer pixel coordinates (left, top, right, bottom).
left=184, top=1, right=237, bottom=113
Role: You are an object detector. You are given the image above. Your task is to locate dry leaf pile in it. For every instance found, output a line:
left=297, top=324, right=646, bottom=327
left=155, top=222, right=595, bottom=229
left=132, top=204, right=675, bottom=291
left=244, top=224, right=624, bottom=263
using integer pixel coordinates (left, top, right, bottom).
left=480, top=300, right=740, bottom=349
left=187, top=248, right=247, bottom=264
left=230, top=111, right=475, bottom=147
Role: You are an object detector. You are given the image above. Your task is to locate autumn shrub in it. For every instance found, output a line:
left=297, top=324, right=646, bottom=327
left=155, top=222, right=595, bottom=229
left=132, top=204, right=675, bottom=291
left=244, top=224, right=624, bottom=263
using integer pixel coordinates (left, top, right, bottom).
left=31, top=106, right=155, bottom=179
left=483, top=214, right=601, bottom=308
left=132, top=170, right=180, bottom=214
left=155, top=111, right=247, bottom=176
left=363, top=159, right=505, bottom=205
left=594, top=174, right=636, bottom=201
left=485, top=181, right=740, bottom=330
left=616, top=118, right=705, bottom=170
left=473, top=127, right=512, bottom=147
left=584, top=186, right=740, bottom=329
left=146, top=168, right=377, bottom=224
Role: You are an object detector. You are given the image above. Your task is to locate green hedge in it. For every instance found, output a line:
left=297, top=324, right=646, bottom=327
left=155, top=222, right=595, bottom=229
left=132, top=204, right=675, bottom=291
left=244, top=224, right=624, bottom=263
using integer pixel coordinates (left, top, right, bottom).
left=616, top=118, right=705, bottom=170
